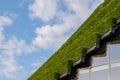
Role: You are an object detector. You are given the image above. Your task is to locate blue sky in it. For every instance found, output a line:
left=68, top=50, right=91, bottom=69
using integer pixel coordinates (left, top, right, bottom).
left=0, top=0, right=103, bottom=80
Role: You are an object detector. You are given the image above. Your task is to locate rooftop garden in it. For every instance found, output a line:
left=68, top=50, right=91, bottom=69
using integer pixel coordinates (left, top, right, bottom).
left=28, top=0, right=120, bottom=80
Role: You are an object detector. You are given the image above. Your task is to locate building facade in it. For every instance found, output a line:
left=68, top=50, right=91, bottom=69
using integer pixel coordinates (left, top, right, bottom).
left=77, top=43, right=120, bottom=80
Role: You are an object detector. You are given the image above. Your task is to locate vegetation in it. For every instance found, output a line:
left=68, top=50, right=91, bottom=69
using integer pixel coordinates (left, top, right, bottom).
left=28, top=0, right=120, bottom=80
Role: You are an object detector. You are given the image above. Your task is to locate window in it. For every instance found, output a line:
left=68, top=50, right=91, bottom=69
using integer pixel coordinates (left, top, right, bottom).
left=110, top=62, right=120, bottom=80
left=110, top=44, right=120, bottom=62
left=92, top=53, right=109, bottom=66
left=91, top=64, right=108, bottom=80
left=78, top=68, right=89, bottom=80
left=77, top=43, right=120, bottom=80
left=110, top=44, right=120, bottom=80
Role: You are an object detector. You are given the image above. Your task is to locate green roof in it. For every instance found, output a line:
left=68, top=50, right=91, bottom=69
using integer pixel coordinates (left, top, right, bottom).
left=28, top=0, right=120, bottom=80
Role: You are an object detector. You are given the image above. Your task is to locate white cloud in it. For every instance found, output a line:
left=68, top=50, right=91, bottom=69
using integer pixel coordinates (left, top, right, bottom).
left=0, top=15, right=36, bottom=78
left=90, top=0, right=104, bottom=9
left=0, top=0, right=104, bottom=79
left=0, top=16, right=20, bottom=78
left=0, top=16, right=13, bottom=43
left=3, top=12, right=19, bottom=20
left=6, top=36, right=36, bottom=55
left=32, top=12, right=81, bottom=49
left=32, top=25, right=68, bottom=49
left=29, top=0, right=58, bottom=22
left=65, top=0, right=103, bottom=20
left=0, top=53, right=23, bottom=78
left=65, top=0, right=91, bottom=20
left=0, top=36, right=36, bottom=78
left=32, top=0, right=103, bottom=50
left=32, top=62, right=42, bottom=67
left=0, top=16, right=12, bottom=27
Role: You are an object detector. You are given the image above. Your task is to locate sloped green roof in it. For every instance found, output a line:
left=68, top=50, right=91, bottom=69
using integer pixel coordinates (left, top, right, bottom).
left=28, top=0, right=120, bottom=80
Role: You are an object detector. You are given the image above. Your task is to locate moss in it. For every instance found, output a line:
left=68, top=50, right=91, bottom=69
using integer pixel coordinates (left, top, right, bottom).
left=28, top=0, right=120, bottom=80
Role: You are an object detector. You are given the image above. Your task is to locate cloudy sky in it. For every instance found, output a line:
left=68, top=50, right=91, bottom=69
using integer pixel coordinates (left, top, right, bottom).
left=0, top=0, right=103, bottom=80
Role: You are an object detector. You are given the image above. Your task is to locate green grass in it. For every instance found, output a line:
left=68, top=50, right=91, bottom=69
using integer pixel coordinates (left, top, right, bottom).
left=28, top=0, right=120, bottom=80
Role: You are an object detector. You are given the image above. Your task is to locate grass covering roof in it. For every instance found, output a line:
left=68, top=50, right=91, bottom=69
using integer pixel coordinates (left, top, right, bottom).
left=28, top=0, right=120, bottom=80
